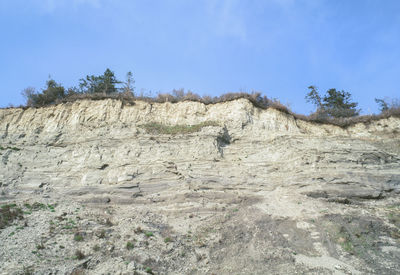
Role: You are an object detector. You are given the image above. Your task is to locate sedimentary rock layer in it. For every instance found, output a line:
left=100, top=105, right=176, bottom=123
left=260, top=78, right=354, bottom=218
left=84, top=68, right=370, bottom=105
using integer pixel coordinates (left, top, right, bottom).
left=0, top=98, right=399, bottom=274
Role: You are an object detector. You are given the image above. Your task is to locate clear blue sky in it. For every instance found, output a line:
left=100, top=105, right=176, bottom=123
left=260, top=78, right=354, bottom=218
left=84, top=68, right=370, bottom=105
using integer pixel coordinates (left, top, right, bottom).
left=1, top=0, right=399, bottom=114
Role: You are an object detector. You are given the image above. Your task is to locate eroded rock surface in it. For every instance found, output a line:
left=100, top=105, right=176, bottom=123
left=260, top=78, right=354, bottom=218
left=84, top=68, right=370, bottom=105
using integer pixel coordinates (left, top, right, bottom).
left=0, top=98, right=399, bottom=274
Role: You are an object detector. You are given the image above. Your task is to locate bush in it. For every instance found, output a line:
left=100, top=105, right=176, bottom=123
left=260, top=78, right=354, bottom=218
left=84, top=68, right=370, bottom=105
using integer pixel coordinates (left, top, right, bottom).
left=74, top=233, right=84, bottom=242
left=126, top=241, right=134, bottom=250
left=22, top=80, right=66, bottom=107
left=21, top=87, right=37, bottom=107
left=0, top=204, right=23, bottom=229
left=74, top=249, right=85, bottom=260
left=375, top=97, right=400, bottom=114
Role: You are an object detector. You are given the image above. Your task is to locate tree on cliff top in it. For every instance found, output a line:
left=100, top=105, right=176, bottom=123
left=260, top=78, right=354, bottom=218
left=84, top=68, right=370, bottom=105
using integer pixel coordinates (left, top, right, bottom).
left=79, top=68, right=121, bottom=94
left=121, top=71, right=135, bottom=96
left=306, top=86, right=360, bottom=118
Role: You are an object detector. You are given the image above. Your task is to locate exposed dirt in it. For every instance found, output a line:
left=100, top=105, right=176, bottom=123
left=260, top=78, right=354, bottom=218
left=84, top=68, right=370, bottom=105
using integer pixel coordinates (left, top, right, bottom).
left=1, top=187, right=400, bottom=274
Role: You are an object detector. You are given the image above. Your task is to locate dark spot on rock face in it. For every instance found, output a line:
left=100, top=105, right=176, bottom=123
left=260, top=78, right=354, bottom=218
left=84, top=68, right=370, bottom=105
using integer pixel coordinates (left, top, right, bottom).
left=84, top=197, right=111, bottom=204
left=99, top=164, right=109, bottom=170
left=304, top=189, right=385, bottom=201
left=326, top=197, right=352, bottom=204
left=38, top=182, right=47, bottom=188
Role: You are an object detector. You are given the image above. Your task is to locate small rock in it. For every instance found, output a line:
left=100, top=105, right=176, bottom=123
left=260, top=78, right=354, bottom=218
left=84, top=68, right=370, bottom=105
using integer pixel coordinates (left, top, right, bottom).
left=334, top=265, right=342, bottom=270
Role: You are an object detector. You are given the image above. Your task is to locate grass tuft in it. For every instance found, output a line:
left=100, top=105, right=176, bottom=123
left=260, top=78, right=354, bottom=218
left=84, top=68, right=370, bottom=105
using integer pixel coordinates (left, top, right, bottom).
left=139, top=121, right=219, bottom=135
left=74, top=249, right=85, bottom=260
left=164, top=237, right=173, bottom=243
left=74, top=233, right=84, bottom=242
left=126, top=241, right=134, bottom=250
left=0, top=203, right=23, bottom=229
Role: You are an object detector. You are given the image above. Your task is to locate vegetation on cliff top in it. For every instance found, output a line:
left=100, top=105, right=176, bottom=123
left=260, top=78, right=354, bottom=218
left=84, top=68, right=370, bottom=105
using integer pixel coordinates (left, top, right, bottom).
left=18, top=68, right=400, bottom=127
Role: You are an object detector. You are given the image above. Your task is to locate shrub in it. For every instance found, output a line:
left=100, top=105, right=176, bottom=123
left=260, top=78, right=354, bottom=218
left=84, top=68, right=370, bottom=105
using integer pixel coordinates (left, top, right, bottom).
left=164, top=237, right=172, bottom=243
left=21, top=87, right=37, bottom=107
left=375, top=97, right=400, bottom=115
left=134, top=226, right=143, bottom=234
left=23, top=79, right=66, bottom=107
left=105, top=218, right=113, bottom=226
left=74, top=233, right=84, bottom=242
left=97, top=229, right=106, bottom=238
left=385, top=106, right=400, bottom=117
left=74, top=249, right=85, bottom=260
left=172, top=88, right=185, bottom=100
left=126, top=241, right=134, bottom=250
left=0, top=204, right=23, bottom=229
left=22, top=266, right=34, bottom=275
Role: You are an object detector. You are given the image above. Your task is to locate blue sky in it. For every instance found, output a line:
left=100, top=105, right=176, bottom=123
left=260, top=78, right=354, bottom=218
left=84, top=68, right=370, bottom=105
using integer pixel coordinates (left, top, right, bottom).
left=1, top=0, right=399, bottom=114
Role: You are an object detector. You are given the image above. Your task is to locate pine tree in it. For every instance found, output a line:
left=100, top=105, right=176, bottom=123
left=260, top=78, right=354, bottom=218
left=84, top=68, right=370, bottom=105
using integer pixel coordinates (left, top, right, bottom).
left=79, top=68, right=121, bottom=94
left=305, top=86, right=359, bottom=118
left=323, top=89, right=359, bottom=117
left=121, top=71, right=135, bottom=95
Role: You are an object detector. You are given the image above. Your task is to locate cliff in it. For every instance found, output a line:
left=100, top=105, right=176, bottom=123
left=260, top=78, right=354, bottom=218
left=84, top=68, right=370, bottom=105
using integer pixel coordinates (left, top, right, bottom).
left=1, top=98, right=400, bottom=274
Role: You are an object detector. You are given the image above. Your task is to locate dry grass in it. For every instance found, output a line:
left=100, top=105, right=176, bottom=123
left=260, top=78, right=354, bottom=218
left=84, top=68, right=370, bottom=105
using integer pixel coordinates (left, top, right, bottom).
left=60, top=91, right=136, bottom=106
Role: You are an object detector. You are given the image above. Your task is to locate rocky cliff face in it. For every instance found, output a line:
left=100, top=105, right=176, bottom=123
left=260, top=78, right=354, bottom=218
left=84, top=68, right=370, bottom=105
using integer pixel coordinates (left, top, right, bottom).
left=1, top=99, right=400, bottom=274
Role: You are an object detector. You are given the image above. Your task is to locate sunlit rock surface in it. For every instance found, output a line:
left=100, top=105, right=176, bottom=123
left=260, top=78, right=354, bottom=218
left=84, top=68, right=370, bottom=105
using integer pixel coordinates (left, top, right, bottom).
left=0, top=99, right=399, bottom=274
